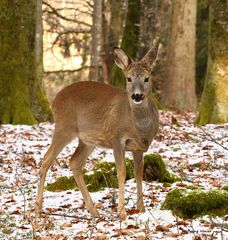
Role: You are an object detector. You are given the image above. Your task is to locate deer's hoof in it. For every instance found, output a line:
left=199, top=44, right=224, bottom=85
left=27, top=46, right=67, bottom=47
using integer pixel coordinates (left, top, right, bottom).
left=119, top=210, right=127, bottom=220
left=90, top=208, right=100, bottom=218
left=137, top=203, right=145, bottom=212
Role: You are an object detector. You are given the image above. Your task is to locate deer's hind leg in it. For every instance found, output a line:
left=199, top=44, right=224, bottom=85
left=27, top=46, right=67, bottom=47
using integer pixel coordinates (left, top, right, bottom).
left=69, top=140, right=99, bottom=217
left=35, top=128, right=75, bottom=218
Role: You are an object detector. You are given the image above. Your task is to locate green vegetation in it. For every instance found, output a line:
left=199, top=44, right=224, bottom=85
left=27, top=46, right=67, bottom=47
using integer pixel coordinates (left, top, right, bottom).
left=46, top=176, right=76, bottom=192
left=47, top=159, right=134, bottom=192
left=46, top=154, right=180, bottom=192
left=162, top=188, right=228, bottom=219
left=143, top=154, right=181, bottom=183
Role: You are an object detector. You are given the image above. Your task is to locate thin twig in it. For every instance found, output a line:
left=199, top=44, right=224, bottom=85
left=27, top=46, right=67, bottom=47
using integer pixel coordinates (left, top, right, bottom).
left=198, top=126, right=228, bottom=151
left=42, top=211, right=93, bottom=221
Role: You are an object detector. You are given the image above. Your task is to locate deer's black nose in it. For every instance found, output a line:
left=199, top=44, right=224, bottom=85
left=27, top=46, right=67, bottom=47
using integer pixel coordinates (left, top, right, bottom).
left=131, top=93, right=144, bottom=102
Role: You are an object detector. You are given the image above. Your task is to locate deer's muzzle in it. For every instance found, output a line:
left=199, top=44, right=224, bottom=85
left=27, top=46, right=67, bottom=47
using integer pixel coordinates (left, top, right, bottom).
left=131, top=93, right=145, bottom=104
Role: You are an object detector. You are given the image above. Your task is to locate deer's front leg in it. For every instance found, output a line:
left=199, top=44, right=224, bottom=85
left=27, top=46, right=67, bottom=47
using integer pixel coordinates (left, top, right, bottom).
left=132, top=152, right=145, bottom=212
left=113, top=144, right=126, bottom=216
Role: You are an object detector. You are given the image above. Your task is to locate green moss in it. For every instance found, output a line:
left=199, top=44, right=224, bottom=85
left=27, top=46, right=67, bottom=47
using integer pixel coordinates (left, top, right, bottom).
left=84, top=162, right=118, bottom=191
left=46, top=159, right=134, bottom=192
left=163, top=182, right=172, bottom=187
left=162, top=188, right=228, bottom=219
left=173, top=147, right=181, bottom=152
left=143, top=154, right=181, bottom=183
left=222, top=185, right=228, bottom=191
left=46, top=176, right=76, bottom=192
left=185, top=185, right=200, bottom=190
left=195, top=62, right=216, bottom=125
left=46, top=154, right=180, bottom=192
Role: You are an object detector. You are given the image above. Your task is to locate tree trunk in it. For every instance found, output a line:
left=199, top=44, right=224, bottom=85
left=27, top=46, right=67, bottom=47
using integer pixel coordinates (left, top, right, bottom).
left=162, top=0, right=197, bottom=110
left=101, top=0, right=126, bottom=83
left=196, top=0, right=209, bottom=98
left=137, top=0, right=172, bottom=102
left=35, top=0, right=44, bottom=87
left=110, top=0, right=141, bottom=87
left=196, top=0, right=228, bottom=124
left=89, top=0, right=103, bottom=82
left=137, top=0, right=157, bottom=58
left=0, top=0, right=52, bottom=124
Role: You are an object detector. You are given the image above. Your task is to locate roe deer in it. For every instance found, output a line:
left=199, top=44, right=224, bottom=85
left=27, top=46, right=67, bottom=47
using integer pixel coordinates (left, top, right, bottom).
left=36, top=41, right=160, bottom=219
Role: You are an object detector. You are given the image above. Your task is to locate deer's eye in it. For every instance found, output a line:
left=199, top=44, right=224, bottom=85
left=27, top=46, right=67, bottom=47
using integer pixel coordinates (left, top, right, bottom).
left=144, top=78, right=149, bottom=83
left=127, top=78, right=132, bottom=83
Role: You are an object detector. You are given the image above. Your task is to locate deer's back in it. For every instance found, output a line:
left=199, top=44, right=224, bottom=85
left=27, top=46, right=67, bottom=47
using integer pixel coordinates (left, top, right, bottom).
left=52, top=81, right=127, bottom=114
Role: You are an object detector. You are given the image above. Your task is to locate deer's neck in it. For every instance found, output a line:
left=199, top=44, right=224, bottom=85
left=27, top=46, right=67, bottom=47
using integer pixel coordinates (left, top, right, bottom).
left=130, top=98, right=158, bottom=141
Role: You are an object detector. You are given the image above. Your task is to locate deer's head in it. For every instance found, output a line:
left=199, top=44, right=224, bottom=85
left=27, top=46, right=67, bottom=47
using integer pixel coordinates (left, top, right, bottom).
left=113, top=41, right=160, bottom=106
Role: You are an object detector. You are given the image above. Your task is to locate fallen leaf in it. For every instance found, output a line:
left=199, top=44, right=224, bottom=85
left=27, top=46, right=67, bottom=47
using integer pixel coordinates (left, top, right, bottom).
left=128, top=209, right=140, bottom=215
left=126, top=224, right=139, bottom=229
left=165, top=233, right=181, bottom=238
left=177, top=220, right=188, bottom=226
left=155, top=225, right=170, bottom=232
left=94, top=235, right=108, bottom=239
left=60, top=223, right=72, bottom=229
left=95, top=202, right=103, bottom=209
left=176, top=182, right=187, bottom=187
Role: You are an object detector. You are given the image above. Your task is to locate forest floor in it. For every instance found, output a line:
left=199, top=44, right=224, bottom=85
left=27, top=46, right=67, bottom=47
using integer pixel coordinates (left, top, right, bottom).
left=0, top=111, right=227, bottom=240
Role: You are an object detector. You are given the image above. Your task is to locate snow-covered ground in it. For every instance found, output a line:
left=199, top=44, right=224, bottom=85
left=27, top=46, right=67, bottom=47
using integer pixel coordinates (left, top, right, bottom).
left=0, top=111, right=227, bottom=240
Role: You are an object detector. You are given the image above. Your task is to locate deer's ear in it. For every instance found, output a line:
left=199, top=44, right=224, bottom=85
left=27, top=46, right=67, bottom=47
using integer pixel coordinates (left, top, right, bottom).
left=143, top=39, right=161, bottom=69
left=113, top=47, right=131, bottom=70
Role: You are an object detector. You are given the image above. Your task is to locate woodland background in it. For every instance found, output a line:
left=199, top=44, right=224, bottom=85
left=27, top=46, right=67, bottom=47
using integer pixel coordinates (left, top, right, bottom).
left=0, top=0, right=227, bottom=125
left=0, top=1, right=228, bottom=240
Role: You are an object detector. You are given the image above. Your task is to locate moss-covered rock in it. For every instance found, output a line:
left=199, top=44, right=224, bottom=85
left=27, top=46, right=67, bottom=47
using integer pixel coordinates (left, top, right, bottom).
left=46, top=159, right=135, bottom=192
left=143, top=154, right=181, bottom=183
left=46, top=154, right=180, bottom=192
left=46, top=176, right=76, bottom=192
left=85, top=162, right=118, bottom=192
left=162, top=188, right=228, bottom=219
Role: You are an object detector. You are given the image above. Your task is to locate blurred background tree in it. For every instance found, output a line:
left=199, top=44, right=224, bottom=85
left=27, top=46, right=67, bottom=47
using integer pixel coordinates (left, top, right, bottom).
left=110, top=0, right=141, bottom=87
left=196, top=0, right=228, bottom=124
left=0, top=0, right=52, bottom=124
left=162, top=0, right=197, bottom=110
